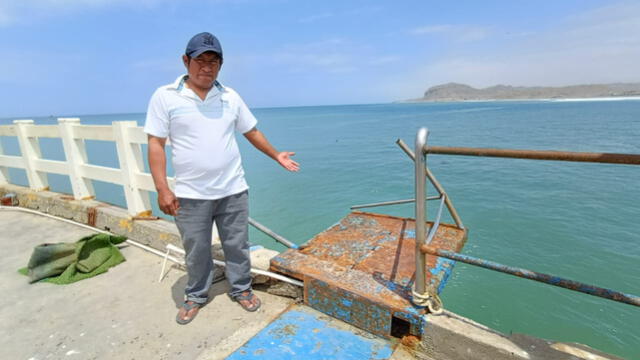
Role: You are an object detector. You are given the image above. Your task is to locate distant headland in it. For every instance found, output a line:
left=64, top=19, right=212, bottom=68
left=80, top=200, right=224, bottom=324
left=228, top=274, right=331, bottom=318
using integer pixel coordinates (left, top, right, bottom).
left=406, top=82, right=640, bottom=102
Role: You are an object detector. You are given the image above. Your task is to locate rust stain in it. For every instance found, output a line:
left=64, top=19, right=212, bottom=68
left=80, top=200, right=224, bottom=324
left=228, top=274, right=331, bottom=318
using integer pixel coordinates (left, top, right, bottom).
left=268, top=323, right=299, bottom=339
left=271, top=211, right=467, bottom=338
left=119, top=218, right=133, bottom=232
left=1, top=194, right=18, bottom=206
left=87, top=207, right=97, bottom=227
left=401, top=335, right=420, bottom=348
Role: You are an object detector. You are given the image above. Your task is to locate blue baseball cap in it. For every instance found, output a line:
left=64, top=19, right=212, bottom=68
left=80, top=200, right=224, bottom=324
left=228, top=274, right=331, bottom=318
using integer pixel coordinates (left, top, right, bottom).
left=185, top=32, right=223, bottom=60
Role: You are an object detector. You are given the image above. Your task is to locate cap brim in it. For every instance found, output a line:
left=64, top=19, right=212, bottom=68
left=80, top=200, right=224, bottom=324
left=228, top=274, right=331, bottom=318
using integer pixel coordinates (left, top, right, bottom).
left=189, top=47, right=223, bottom=59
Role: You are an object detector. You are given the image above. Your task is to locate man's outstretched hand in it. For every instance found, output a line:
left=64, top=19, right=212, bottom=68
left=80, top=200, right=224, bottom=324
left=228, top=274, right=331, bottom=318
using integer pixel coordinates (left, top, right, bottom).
left=276, top=151, right=300, bottom=172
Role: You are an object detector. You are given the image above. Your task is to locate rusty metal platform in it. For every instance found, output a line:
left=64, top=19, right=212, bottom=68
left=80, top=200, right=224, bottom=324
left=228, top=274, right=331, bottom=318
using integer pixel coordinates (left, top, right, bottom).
left=270, top=211, right=467, bottom=339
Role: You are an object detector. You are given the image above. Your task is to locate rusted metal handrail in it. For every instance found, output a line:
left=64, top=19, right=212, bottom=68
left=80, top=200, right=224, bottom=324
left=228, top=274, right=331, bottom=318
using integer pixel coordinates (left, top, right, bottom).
left=409, top=130, right=640, bottom=311
left=421, top=245, right=640, bottom=307
left=425, top=146, right=640, bottom=165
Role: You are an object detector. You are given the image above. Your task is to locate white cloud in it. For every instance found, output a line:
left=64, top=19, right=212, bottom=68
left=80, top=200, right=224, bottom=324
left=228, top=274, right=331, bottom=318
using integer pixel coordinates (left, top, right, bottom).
left=390, top=2, right=640, bottom=98
left=410, top=24, right=491, bottom=42
left=269, top=38, right=400, bottom=74
left=0, top=0, right=166, bottom=26
left=271, top=38, right=355, bottom=73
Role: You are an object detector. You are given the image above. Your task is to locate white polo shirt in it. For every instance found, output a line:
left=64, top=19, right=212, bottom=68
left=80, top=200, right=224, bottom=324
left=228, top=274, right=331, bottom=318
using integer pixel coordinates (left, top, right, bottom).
left=144, top=75, right=258, bottom=199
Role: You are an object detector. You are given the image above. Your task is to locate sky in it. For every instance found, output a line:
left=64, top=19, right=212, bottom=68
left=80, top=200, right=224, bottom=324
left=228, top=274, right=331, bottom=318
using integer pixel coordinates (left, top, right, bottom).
left=1, top=0, right=639, bottom=117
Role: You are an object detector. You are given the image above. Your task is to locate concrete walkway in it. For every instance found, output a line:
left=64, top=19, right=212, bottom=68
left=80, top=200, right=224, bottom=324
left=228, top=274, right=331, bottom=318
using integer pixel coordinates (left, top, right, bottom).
left=0, top=209, right=293, bottom=360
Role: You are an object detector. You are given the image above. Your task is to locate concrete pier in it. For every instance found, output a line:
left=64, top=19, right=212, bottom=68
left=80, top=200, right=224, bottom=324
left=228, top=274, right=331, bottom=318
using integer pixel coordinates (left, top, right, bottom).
left=1, top=208, right=293, bottom=360
left=0, top=184, right=623, bottom=360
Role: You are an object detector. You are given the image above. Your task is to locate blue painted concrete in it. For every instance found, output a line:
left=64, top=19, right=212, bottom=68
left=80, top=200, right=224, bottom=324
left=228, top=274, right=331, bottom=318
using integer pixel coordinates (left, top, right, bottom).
left=306, top=277, right=397, bottom=337
left=226, top=306, right=393, bottom=359
left=429, top=257, right=457, bottom=294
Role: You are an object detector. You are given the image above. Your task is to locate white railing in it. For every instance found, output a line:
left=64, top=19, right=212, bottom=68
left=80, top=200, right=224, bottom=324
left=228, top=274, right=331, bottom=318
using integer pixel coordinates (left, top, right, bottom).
left=0, top=118, right=174, bottom=216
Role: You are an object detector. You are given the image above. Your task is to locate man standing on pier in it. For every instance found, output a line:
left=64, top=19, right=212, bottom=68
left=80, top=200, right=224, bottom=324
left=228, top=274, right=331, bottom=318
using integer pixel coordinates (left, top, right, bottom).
left=144, top=32, right=299, bottom=324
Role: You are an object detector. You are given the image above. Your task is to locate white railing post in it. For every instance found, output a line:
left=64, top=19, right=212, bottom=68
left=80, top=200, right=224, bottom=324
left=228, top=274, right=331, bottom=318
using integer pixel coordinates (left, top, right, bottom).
left=14, top=119, right=48, bottom=190
left=0, top=134, right=9, bottom=185
left=113, top=121, right=151, bottom=216
left=58, top=118, right=95, bottom=199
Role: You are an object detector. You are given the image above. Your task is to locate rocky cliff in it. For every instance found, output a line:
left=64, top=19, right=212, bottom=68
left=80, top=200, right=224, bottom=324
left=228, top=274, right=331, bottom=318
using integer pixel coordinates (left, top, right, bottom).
left=410, top=82, right=640, bottom=102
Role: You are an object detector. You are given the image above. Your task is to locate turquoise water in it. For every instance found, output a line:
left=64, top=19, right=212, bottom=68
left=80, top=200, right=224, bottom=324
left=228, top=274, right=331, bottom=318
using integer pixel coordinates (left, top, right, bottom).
left=2, top=101, right=639, bottom=358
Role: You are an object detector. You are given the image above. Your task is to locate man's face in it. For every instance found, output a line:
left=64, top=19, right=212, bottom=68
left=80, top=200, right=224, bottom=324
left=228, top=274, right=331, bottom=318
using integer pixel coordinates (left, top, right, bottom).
left=183, top=51, right=222, bottom=89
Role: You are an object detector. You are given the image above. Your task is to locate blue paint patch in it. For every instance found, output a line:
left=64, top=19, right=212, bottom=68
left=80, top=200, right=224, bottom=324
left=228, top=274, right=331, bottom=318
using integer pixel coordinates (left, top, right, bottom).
left=307, top=281, right=353, bottom=322
left=249, top=245, right=264, bottom=252
left=227, top=306, right=393, bottom=360
left=306, top=278, right=393, bottom=336
left=428, top=257, right=457, bottom=294
left=403, top=230, right=416, bottom=239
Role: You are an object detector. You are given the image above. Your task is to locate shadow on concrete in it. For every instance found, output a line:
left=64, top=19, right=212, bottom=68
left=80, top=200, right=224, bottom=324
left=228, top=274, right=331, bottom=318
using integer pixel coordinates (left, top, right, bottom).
left=170, top=273, right=231, bottom=308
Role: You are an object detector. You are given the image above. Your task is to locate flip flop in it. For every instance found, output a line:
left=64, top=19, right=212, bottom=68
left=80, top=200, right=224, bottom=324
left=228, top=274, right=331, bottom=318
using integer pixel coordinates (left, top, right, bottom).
left=230, top=291, right=261, bottom=312
left=176, top=301, right=201, bottom=325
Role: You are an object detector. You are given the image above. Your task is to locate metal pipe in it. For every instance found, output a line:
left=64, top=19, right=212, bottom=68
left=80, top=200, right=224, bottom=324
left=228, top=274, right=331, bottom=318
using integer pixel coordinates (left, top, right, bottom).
left=397, top=139, right=465, bottom=229
left=425, top=146, right=640, bottom=165
left=414, top=128, right=428, bottom=298
left=350, top=196, right=440, bottom=210
left=421, top=245, right=640, bottom=307
left=248, top=217, right=298, bottom=249
left=164, top=244, right=303, bottom=287
left=425, top=195, right=446, bottom=245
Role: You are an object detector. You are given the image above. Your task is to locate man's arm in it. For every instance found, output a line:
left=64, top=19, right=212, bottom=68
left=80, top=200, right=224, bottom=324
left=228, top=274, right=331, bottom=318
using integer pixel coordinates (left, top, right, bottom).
left=148, top=135, right=180, bottom=215
left=243, top=127, right=300, bottom=172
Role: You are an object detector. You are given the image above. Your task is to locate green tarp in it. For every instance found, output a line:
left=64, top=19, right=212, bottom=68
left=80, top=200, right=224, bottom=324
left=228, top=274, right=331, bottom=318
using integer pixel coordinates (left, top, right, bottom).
left=21, top=233, right=127, bottom=284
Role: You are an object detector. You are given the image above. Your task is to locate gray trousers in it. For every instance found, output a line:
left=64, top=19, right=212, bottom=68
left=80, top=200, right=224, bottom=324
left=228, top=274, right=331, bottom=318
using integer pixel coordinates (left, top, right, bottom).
left=175, top=190, right=251, bottom=304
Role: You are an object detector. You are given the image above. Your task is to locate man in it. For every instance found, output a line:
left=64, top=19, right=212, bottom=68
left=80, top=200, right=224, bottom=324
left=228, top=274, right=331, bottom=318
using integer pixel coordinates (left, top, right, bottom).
left=144, top=32, right=299, bottom=325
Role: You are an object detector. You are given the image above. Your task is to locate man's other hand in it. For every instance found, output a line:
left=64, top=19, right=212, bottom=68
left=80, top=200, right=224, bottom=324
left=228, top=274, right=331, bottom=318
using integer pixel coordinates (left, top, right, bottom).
left=158, top=189, right=180, bottom=216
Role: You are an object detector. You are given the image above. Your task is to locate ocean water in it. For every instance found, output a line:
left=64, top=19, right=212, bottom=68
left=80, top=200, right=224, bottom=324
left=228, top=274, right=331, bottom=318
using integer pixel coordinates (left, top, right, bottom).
left=1, top=100, right=639, bottom=358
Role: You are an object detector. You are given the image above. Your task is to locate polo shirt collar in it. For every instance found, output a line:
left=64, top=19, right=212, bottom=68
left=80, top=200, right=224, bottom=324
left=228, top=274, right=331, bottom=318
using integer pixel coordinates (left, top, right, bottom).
left=169, top=74, right=226, bottom=100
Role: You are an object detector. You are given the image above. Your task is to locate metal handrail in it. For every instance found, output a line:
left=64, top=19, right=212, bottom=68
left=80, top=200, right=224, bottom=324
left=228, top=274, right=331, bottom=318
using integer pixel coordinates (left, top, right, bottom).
left=425, top=146, right=640, bottom=165
left=421, top=246, right=640, bottom=307
left=350, top=196, right=440, bottom=210
left=425, top=195, right=446, bottom=245
left=396, top=139, right=465, bottom=230
left=248, top=217, right=298, bottom=249
left=414, top=129, right=640, bottom=308
left=414, top=128, right=429, bottom=303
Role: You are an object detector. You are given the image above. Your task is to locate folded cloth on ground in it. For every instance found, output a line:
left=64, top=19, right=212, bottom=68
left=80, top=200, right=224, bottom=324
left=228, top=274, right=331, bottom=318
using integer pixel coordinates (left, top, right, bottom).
left=23, top=233, right=127, bottom=284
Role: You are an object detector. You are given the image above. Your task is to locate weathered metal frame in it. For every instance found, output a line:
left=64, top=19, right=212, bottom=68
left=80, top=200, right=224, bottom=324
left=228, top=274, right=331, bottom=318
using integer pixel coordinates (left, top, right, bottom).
left=414, top=128, right=428, bottom=299
left=422, top=246, right=640, bottom=307
left=418, top=136, right=640, bottom=308
left=249, top=217, right=297, bottom=249
left=396, top=139, right=465, bottom=230
left=350, top=196, right=441, bottom=210
left=424, top=146, right=640, bottom=165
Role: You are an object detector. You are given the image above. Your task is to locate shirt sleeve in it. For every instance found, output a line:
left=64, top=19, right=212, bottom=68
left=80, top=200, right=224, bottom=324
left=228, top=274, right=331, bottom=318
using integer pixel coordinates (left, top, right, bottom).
left=144, top=89, right=170, bottom=138
left=234, top=93, right=258, bottom=134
